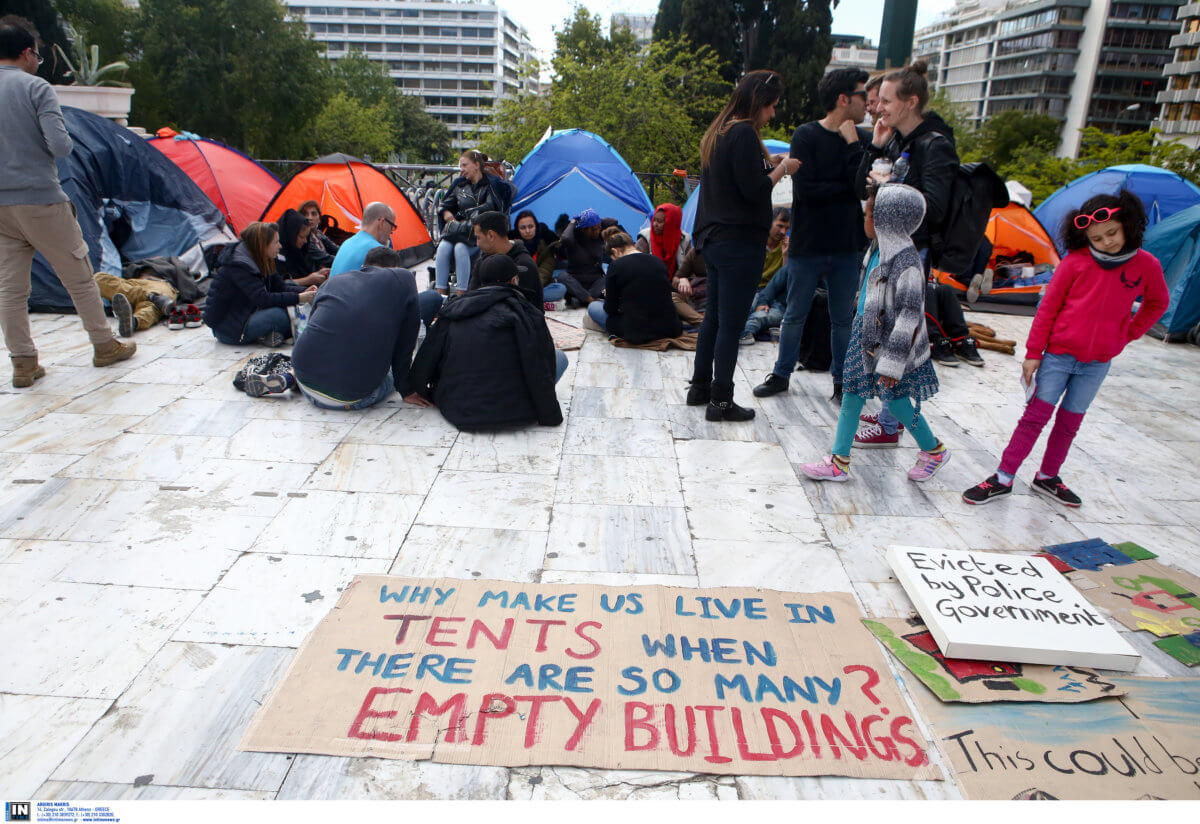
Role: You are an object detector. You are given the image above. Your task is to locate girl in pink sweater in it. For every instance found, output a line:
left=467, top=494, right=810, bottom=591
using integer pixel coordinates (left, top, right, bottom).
left=962, top=190, right=1168, bottom=507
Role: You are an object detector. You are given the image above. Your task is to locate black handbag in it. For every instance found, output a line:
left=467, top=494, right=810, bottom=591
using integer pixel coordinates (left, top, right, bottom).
left=441, top=219, right=472, bottom=245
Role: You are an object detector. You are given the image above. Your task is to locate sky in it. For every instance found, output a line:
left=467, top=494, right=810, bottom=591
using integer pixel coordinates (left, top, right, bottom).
left=494, top=0, right=960, bottom=63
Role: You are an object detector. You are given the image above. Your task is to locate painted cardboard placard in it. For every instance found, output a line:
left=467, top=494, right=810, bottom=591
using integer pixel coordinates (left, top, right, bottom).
left=1155, top=633, right=1200, bottom=667
left=863, top=617, right=1126, bottom=704
left=1041, top=538, right=1137, bottom=572
left=240, top=576, right=939, bottom=779
left=912, top=675, right=1200, bottom=799
left=1067, top=559, right=1200, bottom=644
left=886, top=545, right=1140, bottom=671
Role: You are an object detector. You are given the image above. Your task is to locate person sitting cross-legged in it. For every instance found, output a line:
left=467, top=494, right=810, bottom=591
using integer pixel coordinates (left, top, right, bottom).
left=329, top=202, right=396, bottom=276
left=584, top=228, right=682, bottom=344
left=408, top=255, right=565, bottom=431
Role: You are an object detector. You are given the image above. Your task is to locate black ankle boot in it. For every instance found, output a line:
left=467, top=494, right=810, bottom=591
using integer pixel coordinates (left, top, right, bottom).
left=706, top=398, right=756, bottom=422
left=830, top=382, right=843, bottom=406
left=686, top=380, right=711, bottom=406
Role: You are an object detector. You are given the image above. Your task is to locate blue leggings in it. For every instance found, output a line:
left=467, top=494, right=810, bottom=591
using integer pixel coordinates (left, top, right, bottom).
left=833, top=392, right=938, bottom=457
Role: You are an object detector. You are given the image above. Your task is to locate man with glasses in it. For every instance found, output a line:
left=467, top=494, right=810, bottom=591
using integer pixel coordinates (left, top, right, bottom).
left=329, top=201, right=398, bottom=276
left=753, top=67, right=870, bottom=406
left=0, top=15, right=135, bottom=388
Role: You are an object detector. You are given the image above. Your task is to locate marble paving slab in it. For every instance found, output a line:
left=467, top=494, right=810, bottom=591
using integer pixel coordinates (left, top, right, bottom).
left=389, top=524, right=547, bottom=581
left=251, top=490, right=421, bottom=559
left=543, top=504, right=694, bottom=575
left=0, top=693, right=113, bottom=797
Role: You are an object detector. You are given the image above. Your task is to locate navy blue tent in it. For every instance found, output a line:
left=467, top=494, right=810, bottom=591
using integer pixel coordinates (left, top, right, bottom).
left=1143, top=204, right=1200, bottom=341
left=30, top=107, right=234, bottom=312
left=510, top=129, right=653, bottom=233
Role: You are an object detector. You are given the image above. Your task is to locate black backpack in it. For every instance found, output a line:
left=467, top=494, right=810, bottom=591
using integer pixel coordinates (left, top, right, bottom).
left=929, top=161, right=1009, bottom=277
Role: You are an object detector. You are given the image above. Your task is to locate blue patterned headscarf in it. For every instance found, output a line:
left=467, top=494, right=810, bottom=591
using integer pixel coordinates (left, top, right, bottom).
left=574, top=209, right=601, bottom=229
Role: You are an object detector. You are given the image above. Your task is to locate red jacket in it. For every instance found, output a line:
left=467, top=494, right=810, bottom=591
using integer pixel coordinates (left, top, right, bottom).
left=1026, top=248, right=1169, bottom=363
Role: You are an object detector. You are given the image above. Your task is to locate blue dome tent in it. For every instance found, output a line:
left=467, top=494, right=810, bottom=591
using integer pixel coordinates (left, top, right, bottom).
left=510, top=129, right=654, bottom=233
left=29, top=107, right=234, bottom=313
left=1143, top=204, right=1200, bottom=341
left=1034, top=164, right=1200, bottom=254
left=679, top=139, right=791, bottom=234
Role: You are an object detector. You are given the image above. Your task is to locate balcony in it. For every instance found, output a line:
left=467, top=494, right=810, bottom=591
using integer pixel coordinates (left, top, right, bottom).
left=1158, top=88, right=1200, bottom=104
left=1170, top=31, right=1200, bottom=49
left=1154, top=118, right=1200, bottom=134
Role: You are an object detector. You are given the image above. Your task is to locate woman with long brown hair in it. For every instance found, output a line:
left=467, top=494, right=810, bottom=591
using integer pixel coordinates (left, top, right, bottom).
left=203, top=221, right=316, bottom=346
left=688, top=70, right=799, bottom=421
left=435, top=149, right=507, bottom=295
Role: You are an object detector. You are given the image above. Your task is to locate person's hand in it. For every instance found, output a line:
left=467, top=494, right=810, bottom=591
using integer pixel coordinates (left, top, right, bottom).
left=872, top=119, right=892, bottom=149
left=298, top=286, right=318, bottom=304
left=1022, top=358, right=1041, bottom=386
left=838, top=119, right=860, bottom=144
left=878, top=375, right=899, bottom=389
left=442, top=210, right=455, bottom=223
left=781, top=235, right=789, bottom=255
left=306, top=268, right=329, bottom=286
left=677, top=277, right=692, bottom=297
left=769, top=152, right=787, bottom=165
left=781, top=157, right=801, bottom=175
left=404, top=392, right=433, bottom=408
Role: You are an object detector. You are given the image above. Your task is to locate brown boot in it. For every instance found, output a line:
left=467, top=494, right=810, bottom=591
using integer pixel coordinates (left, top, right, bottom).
left=11, top=355, right=46, bottom=388
left=93, top=338, right=136, bottom=367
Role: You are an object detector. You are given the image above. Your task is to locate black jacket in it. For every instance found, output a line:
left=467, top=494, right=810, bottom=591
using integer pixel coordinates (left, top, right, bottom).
left=855, top=111, right=959, bottom=250
left=467, top=241, right=544, bottom=313
left=789, top=121, right=869, bottom=256
left=440, top=174, right=507, bottom=242
left=291, top=266, right=421, bottom=401
left=408, top=285, right=563, bottom=430
left=693, top=120, right=775, bottom=250
left=203, top=243, right=304, bottom=342
left=559, top=222, right=605, bottom=285
left=603, top=253, right=683, bottom=344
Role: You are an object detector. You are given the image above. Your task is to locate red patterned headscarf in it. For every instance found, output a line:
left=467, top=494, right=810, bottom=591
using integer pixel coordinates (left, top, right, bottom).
left=649, top=203, right=683, bottom=278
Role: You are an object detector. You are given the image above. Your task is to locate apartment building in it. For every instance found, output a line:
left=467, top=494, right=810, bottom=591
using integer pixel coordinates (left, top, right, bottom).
left=286, top=0, right=539, bottom=149
left=826, top=34, right=879, bottom=74
left=1154, top=1, right=1200, bottom=149
left=611, top=12, right=655, bottom=45
left=914, top=0, right=1182, bottom=156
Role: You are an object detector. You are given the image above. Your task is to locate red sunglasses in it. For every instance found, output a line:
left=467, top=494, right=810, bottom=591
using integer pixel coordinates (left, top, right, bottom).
left=1074, top=206, right=1121, bottom=230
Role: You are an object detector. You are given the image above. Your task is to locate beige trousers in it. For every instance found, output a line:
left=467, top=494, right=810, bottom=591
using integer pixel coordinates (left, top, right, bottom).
left=94, top=273, right=177, bottom=332
left=0, top=202, right=114, bottom=358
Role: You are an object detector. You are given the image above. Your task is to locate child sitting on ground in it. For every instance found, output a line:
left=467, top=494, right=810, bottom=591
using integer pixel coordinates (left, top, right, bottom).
left=800, top=183, right=950, bottom=483
left=962, top=190, right=1167, bottom=507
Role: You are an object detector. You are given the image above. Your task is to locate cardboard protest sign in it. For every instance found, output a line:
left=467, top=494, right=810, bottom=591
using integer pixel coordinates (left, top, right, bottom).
left=1067, top=559, right=1200, bottom=643
left=240, top=576, right=939, bottom=779
left=863, top=617, right=1126, bottom=704
left=912, top=675, right=1200, bottom=799
left=887, top=546, right=1140, bottom=671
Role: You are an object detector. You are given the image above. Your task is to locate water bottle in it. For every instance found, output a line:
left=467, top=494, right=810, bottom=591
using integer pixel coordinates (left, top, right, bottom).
left=891, top=152, right=911, bottom=183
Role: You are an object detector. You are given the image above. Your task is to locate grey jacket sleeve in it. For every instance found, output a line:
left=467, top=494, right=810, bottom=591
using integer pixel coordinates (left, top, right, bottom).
left=32, top=81, right=73, bottom=158
left=875, top=263, right=926, bottom=381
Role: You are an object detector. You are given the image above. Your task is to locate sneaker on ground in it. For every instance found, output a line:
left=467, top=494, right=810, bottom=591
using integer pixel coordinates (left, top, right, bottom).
left=966, top=273, right=983, bottom=304
left=752, top=373, right=789, bottom=397
left=148, top=293, right=175, bottom=318
left=184, top=303, right=202, bottom=328
left=859, top=411, right=905, bottom=431
left=854, top=422, right=902, bottom=448
left=931, top=338, right=959, bottom=367
left=111, top=293, right=135, bottom=338
left=167, top=308, right=185, bottom=330
left=245, top=372, right=290, bottom=398
left=739, top=333, right=754, bottom=346
left=962, top=474, right=1013, bottom=505
left=800, top=456, right=850, bottom=482
left=908, top=448, right=951, bottom=482
left=954, top=336, right=985, bottom=367
left=980, top=267, right=995, bottom=295
left=1031, top=475, right=1082, bottom=507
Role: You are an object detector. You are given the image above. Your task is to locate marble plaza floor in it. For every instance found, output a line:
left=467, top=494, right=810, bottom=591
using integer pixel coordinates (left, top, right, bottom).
left=1, top=286, right=1198, bottom=800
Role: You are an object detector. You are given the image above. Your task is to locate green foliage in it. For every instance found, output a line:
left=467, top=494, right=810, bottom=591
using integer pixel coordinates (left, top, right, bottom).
left=681, top=0, right=739, bottom=82
left=925, top=89, right=978, bottom=160
left=974, top=110, right=1060, bottom=168
left=53, top=23, right=129, bottom=86
left=477, top=8, right=728, bottom=178
left=653, top=0, right=684, bottom=41
left=129, top=0, right=326, bottom=159
left=749, top=0, right=835, bottom=128
left=57, top=0, right=134, bottom=65
left=313, top=92, right=393, bottom=160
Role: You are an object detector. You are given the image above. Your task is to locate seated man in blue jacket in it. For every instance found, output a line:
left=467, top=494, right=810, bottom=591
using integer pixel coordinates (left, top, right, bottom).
left=739, top=264, right=788, bottom=345
left=407, top=256, right=565, bottom=430
left=246, top=247, right=432, bottom=409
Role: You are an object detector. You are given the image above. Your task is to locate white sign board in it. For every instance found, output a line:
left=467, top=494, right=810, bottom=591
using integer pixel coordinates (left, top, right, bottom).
left=886, top=546, right=1140, bottom=672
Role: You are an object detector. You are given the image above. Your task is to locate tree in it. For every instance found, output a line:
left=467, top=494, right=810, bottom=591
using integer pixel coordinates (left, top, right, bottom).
left=926, top=88, right=979, bottom=160
left=653, top=0, right=684, bottom=41
left=128, top=0, right=327, bottom=159
left=313, top=93, right=393, bottom=160
left=975, top=110, right=1060, bottom=168
left=681, top=0, right=739, bottom=82
left=751, top=0, right=836, bottom=127
left=7, top=0, right=78, bottom=84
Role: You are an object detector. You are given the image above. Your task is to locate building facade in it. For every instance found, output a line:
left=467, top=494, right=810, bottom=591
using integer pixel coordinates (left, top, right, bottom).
left=611, top=12, right=655, bottom=45
left=1154, top=1, right=1200, bottom=149
left=826, top=34, right=879, bottom=74
left=914, top=0, right=1182, bottom=156
left=285, top=0, right=538, bottom=150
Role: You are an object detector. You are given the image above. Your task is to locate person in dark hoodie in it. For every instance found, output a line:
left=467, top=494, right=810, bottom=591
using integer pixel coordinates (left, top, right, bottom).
left=584, top=228, right=682, bottom=344
left=854, top=61, right=982, bottom=368
left=275, top=209, right=331, bottom=285
left=467, top=211, right=544, bottom=311
left=512, top=210, right=568, bottom=302
left=408, top=255, right=565, bottom=431
left=298, top=199, right=339, bottom=268
left=203, top=221, right=316, bottom=346
left=556, top=209, right=607, bottom=306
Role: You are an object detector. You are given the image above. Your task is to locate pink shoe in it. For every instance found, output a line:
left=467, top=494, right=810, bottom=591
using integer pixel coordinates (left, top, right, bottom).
left=800, top=456, right=850, bottom=483
left=853, top=422, right=902, bottom=448
left=908, top=448, right=951, bottom=482
left=859, top=411, right=904, bottom=430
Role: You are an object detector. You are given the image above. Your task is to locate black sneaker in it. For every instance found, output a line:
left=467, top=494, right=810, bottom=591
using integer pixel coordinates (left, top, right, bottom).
left=706, top=399, right=756, bottom=422
left=685, top=381, right=711, bottom=406
left=1032, top=475, right=1082, bottom=508
left=954, top=337, right=985, bottom=368
left=112, top=293, right=135, bottom=337
left=148, top=293, right=175, bottom=319
left=931, top=338, right=959, bottom=367
left=830, top=383, right=843, bottom=406
left=962, top=474, right=1013, bottom=505
left=753, top=373, right=789, bottom=397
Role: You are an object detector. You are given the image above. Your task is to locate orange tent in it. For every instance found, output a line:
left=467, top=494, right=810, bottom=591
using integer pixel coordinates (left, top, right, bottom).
left=260, top=153, right=432, bottom=266
left=149, top=129, right=281, bottom=233
left=935, top=203, right=1060, bottom=305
